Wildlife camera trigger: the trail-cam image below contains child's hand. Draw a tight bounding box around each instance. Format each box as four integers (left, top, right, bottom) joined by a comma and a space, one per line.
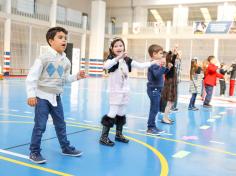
116, 52, 127, 60
177, 50, 182, 59
27, 97, 37, 107
173, 44, 178, 55
77, 70, 86, 79
167, 63, 173, 69
161, 57, 166, 66
151, 60, 161, 65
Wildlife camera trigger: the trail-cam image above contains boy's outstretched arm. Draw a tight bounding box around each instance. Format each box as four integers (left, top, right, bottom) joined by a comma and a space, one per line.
77, 70, 86, 80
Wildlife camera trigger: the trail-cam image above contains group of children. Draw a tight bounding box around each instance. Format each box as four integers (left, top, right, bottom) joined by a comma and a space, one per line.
26, 26, 230, 164
188, 56, 236, 111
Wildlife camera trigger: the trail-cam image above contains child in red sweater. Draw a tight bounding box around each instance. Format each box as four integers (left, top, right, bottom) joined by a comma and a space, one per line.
203, 56, 224, 108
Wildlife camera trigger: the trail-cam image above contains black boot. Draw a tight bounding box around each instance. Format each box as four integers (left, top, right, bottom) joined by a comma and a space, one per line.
99, 115, 115, 146
115, 115, 129, 143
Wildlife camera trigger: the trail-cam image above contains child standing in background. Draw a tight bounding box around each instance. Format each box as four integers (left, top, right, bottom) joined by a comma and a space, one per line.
203, 56, 224, 108
100, 38, 156, 146
219, 63, 227, 96
26, 27, 86, 164
188, 58, 203, 110
146, 44, 172, 135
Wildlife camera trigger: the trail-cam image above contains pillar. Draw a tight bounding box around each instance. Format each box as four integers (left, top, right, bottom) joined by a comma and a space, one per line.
3, 0, 11, 76
173, 5, 189, 27
50, 0, 57, 27
88, 0, 106, 77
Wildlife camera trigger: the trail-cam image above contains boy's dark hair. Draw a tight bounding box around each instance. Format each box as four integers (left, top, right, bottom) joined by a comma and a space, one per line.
207, 55, 215, 62
148, 44, 163, 57
46, 26, 68, 46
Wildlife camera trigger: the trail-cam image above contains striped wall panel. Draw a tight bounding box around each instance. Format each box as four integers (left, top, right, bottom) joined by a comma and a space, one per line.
3, 51, 10, 76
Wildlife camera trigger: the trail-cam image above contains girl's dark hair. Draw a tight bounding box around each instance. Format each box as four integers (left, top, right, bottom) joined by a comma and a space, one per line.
165, 51, 172, 67
46, 26, 68, 46
148, 44, 163, 57
109, 38, 125, 56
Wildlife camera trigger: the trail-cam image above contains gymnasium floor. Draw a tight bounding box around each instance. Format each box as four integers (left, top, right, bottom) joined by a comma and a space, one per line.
0, 78, 236, 176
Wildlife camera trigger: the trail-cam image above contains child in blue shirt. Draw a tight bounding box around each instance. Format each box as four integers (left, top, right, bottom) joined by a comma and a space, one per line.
146, 44, 172, 135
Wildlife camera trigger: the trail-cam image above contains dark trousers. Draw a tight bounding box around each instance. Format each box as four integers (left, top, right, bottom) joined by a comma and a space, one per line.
147, 87, 161, 128
189, 93, 197, 108
219, 79, 226, 95
30, 96, 70, 153
204, 85, 213, 105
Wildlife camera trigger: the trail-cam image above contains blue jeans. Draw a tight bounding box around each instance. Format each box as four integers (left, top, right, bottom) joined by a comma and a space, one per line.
204, 85, 213, 105
30, 96, 70, 153
147, 87, 161, 128
189, 93, 197, 108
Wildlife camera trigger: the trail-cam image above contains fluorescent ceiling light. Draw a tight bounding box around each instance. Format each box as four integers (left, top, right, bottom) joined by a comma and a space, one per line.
150, 9, 163, 22
200, 7, 211, 22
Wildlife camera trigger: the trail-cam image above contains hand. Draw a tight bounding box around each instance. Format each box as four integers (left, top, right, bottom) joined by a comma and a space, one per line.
77, 70, 86, 79
27, 97, 37, 107
167, 63, 173, 69
151, 60, 161, 65
116, 52, 127, 60
177, 50, 182, 59
161, 57, 166, 66
173, 44, 178, 55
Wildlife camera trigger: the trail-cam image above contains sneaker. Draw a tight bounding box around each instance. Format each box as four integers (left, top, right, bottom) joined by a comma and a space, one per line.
99, 136, 115, 146
189, 107, 199, 111
155, 127, 165, 134
29, 152, 47, 164
192, 107, 199, 111
146, 127, 164, 135
171, 108, 178, 112
203, 104, 212, 108
62, 146, 83, 157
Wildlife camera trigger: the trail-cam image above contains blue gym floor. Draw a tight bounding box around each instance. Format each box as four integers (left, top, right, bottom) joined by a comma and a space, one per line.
0, 78, 236, 176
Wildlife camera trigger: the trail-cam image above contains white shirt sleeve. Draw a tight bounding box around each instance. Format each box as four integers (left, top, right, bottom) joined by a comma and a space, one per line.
103, 58, 119, 69
25, 59, 43, 98
131, 60, 151, 69
65, 74, 77, 83
64, 59, 77, 83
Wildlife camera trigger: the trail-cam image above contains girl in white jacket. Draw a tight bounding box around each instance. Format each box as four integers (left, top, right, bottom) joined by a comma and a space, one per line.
99, 38, 154, 146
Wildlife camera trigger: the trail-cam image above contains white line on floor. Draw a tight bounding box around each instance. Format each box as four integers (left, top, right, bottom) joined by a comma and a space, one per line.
67, 118, 76, 120
11, 110, 19, 112
127, 114, 147, 120
209, 141, 225, 145
83, 120, 93, 123
0, 149, 29, 159
162, 133, 173, 136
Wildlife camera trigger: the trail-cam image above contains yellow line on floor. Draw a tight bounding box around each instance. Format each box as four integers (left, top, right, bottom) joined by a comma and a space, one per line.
67, 124, 169, 176
125, 136, 169, 176
0, 155, 73, 176
2, 113, 236, 157
0, 119, 168, 176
